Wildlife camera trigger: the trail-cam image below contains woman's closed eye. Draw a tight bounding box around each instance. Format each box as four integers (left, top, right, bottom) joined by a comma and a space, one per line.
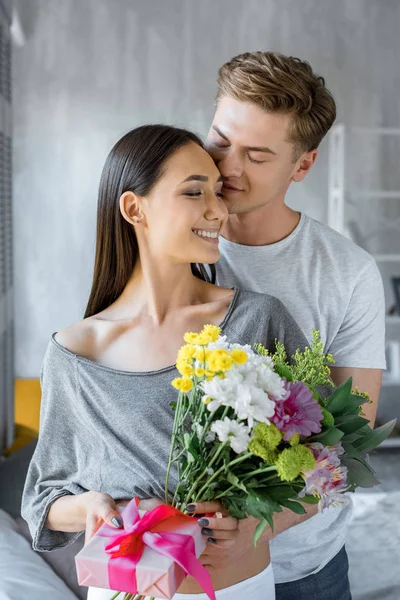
185, 190, 203, 197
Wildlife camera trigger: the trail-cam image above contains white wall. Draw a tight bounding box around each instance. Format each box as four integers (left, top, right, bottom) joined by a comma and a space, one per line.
13, 0, 400, 376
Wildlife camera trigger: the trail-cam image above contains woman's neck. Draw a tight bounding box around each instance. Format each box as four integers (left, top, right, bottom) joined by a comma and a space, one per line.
112, 260, 205, 325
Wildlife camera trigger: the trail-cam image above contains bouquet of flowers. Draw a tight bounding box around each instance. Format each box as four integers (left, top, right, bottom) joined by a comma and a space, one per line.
164, 326, 395, 538
108, 326, 396, 600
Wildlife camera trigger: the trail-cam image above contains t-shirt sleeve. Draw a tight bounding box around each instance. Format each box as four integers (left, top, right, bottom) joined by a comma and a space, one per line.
21, 342, 89, 551
327, 261, 386, 369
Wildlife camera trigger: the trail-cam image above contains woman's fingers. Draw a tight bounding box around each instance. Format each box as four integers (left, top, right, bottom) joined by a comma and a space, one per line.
198, 515, 238, 531
84, 493, 124, 545
200, 526, 239, 541
185, 500, 227, 515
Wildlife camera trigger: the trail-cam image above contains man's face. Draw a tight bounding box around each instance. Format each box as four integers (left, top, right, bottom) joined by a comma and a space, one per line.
205, 96, 315, 215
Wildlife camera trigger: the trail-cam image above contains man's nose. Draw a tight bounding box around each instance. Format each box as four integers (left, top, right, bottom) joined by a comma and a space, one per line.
217, 150, 243, 179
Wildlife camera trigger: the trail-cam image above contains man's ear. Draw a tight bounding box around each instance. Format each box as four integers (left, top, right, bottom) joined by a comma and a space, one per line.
119, 191, 146, 226
291, 149, 318, 183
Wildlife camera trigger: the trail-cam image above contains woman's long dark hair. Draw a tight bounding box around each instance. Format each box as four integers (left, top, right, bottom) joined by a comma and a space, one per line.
84, 124, 215, 319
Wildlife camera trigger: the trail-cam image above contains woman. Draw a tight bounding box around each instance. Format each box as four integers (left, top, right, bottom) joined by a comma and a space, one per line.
21, 125, 310, 600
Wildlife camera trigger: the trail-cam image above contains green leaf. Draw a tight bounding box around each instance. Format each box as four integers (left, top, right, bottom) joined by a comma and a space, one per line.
325, 378, 352, 415
274, 363, 293, 382
334, 415, 370, 434
279, 499, 306, 514
341, 457, 380, 488
309, 427, 344, 445
341, 393, 371, 416
300, 494, 321, 504
226, 472, 248, 493
260, 485, 296, 502
169, 400, 177, 410
253, 519, 268, 546
341, 441, 363, 459
245, 491, 282, 521
341, 432, 363, 443
222, 496, 247, 519
353, 419, 397, 454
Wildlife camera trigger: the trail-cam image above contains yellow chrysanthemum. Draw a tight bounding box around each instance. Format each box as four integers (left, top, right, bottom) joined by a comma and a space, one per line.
288, 434, 300, 446
202, 396, 212, 404
201, 324, 221, 342
275, 447, 302, 482
171, 377, 193, 393
231, 348, 248, 365
207, 349, 234, 372
252, 422, 282, 450
176, 359, 194, 377
290, 444, 316, 471
194, 347, 210, 362
183, 332, 200, 345
195, 368, 206, 377
177, 344, 196, 360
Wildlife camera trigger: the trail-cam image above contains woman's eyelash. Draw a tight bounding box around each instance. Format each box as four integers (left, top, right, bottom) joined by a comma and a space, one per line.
215, 191, 224, 198
185, 190, 203, 197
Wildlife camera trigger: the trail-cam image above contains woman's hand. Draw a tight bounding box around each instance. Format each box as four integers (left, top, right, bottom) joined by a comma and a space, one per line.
82, 491, 126, 545
83, 494, 166, 545
185, 501, 240, 570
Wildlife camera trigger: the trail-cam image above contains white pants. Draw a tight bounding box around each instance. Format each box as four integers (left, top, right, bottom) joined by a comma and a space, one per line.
87, 564, 275, 600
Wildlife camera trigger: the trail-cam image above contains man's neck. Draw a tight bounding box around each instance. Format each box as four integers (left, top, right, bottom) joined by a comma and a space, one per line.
221, 204, 301, 247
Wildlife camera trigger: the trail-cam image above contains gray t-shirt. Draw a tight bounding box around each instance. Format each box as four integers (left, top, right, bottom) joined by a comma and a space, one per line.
217, 213, 386, 368
21, 288, 309, 554
216, 213, 386, 583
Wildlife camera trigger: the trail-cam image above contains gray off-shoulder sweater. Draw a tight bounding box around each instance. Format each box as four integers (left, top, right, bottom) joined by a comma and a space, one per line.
21, 288, 309, 552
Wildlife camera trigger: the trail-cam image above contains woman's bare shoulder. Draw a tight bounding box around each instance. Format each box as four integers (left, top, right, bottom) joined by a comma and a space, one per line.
54, 318, 98, 359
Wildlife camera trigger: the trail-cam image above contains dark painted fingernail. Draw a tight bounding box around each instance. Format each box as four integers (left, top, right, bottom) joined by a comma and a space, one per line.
207, 537, 217, 545
185, 504, 196, 513
198, 518, 209, 526
202, 527, 213, 536
111, 517, 123, 528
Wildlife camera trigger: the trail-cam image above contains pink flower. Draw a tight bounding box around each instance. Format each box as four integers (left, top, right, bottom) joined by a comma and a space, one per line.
299, 442, 348, 509
271, 381, 323, 441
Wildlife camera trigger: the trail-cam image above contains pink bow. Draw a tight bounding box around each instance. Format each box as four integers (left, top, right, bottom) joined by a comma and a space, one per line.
98, 499, 216, 599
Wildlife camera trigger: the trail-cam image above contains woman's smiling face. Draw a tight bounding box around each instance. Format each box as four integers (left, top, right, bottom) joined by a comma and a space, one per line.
136, 141, 228, 266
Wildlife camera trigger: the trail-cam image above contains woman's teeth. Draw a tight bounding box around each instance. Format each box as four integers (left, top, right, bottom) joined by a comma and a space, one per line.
193, 229, 219, 239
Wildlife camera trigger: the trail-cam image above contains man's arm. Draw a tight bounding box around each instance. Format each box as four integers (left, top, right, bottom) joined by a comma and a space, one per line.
330, 366, 382, 427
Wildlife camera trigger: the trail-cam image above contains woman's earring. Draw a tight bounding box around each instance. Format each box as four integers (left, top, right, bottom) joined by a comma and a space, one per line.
133, 216, 142, 224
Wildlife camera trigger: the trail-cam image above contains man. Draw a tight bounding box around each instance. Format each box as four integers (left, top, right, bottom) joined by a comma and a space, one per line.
194, 51, 385, 599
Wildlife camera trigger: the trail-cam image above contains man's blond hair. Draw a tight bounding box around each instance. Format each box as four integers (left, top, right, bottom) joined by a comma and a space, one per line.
217, 51, 336, 158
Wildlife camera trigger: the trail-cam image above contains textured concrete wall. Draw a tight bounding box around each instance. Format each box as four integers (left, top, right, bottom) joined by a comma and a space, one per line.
13, 0, 400, 376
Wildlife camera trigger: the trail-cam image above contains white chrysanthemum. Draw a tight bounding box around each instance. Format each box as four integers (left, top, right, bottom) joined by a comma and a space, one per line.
234, 384, 276, 428
257, 366, 289, 400
211, 417, 250, 454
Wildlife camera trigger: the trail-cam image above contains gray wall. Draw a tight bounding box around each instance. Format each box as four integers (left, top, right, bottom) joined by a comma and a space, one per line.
13, 0, 400, 377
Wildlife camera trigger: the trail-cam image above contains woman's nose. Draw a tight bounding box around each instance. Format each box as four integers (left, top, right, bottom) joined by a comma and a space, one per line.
204, 192, 228, 222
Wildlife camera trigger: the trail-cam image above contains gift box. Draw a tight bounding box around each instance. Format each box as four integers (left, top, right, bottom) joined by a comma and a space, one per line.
75, 500, 213, 599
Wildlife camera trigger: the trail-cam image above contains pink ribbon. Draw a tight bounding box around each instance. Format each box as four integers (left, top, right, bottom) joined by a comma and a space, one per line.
97, 500, 216, 599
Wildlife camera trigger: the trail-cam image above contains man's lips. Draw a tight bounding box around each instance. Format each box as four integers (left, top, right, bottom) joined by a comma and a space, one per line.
222, 183, 244, 192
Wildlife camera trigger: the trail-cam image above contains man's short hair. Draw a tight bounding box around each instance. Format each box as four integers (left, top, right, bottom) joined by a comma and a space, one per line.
217, 51, 336, 158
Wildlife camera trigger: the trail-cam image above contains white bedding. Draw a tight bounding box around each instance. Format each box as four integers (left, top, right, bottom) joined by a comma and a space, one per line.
0, 508, 79, 600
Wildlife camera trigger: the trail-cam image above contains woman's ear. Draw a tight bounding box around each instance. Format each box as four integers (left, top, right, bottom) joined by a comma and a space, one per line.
119, 191, 146, 226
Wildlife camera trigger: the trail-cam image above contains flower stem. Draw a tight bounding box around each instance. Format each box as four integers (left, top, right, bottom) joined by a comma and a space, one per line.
193, 452, 254, 502
183, 441, 229, 506
165, 391, 185, 504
